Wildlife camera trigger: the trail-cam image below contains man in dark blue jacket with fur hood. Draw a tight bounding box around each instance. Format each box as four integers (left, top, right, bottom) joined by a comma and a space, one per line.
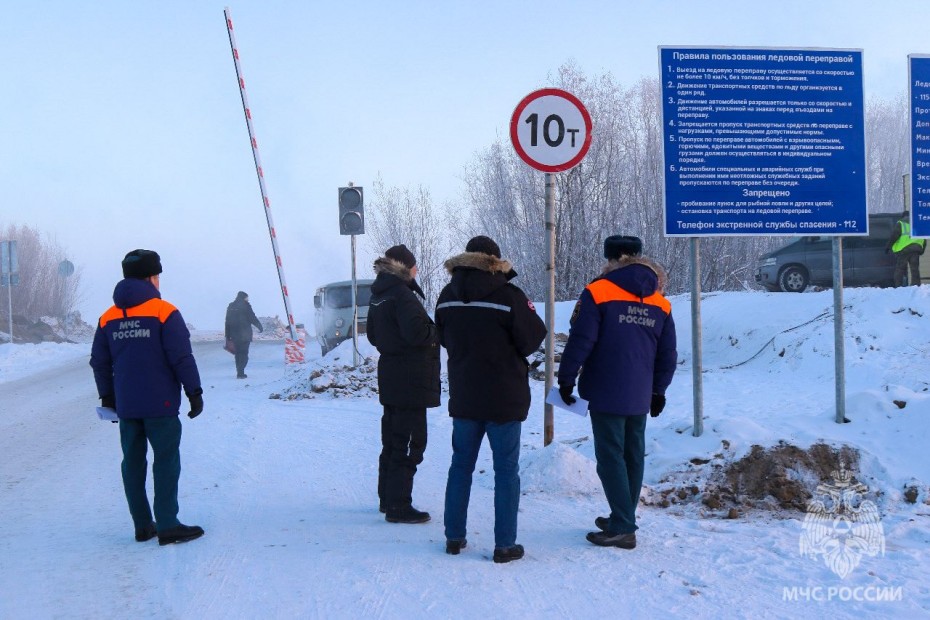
90, 249, 205, 545
558, 235, 677, 550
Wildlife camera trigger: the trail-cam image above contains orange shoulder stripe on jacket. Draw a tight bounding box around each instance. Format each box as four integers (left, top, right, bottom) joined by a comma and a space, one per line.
98, 299, 178, 327
586, 279, 672, 315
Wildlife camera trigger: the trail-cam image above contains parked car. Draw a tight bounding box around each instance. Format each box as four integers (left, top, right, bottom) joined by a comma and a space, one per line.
755, 212, 921, 292
313, 279, 374, 355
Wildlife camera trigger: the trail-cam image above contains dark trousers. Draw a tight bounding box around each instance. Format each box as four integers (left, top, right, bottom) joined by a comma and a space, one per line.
590, 411, 647, 534
233, 339, 251, 376
893, 249, 921, 286
119, 416, 183, 532
378, 405, 427, 510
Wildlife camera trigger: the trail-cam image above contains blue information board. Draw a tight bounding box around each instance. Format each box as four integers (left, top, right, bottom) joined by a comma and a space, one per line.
910, 55, 930, 237
660, 47, 867, 236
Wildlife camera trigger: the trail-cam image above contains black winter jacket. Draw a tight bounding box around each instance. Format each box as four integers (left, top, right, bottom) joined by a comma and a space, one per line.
225, 293, 262, 343
366, 258, 441, 409
435, 252, 547, 423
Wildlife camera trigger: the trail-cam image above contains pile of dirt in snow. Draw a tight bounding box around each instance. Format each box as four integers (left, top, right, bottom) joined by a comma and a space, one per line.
642, 441, 880, 518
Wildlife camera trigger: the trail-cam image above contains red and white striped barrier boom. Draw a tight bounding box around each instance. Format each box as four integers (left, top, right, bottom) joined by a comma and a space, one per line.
224, 7, 304, 363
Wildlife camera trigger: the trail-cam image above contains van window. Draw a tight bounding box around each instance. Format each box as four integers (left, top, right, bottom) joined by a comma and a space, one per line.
324, 286, 372, 309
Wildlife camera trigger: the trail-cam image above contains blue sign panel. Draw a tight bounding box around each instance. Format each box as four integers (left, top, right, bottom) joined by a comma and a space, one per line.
910, 55, 930, 237
660, 48, 867, 236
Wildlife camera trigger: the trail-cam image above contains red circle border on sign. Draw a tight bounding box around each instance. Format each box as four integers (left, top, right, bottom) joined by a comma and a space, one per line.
510, 88, 593, 173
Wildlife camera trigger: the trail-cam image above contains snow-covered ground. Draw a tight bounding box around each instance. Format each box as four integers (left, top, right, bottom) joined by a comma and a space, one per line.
1, 287, 929, 618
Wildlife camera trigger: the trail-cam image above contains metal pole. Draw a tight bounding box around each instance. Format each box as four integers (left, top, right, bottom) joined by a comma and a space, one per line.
833, 237, 847, 424
351, 234, 359, 367
690, 238, 703, 437
543, 172, 556, 446
224, 7, 298, 342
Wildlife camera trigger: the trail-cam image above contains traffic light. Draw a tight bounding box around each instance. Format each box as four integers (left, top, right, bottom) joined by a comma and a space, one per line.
338, 186, 365, 235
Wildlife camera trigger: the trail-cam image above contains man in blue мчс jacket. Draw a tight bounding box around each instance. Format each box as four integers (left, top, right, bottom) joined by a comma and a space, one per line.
90, 249, 205, 546
558, 235, 677, 550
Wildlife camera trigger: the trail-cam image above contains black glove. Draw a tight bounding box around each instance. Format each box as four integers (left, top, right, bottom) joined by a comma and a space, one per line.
650, 393, 666, 417
559, 384, 576, 405
186, 388, 204, 419
101, 394, 116, 409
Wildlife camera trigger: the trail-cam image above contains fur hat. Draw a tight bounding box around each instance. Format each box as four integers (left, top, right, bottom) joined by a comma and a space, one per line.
385, 244, 416, 269
603, 235, 642, 260
236, 291, 248, 301
465, 235, 501, 258
121, 249, 163, 279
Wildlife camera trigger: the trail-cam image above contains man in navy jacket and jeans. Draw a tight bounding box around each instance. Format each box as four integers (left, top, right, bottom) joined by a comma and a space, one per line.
558, 236, 677, 549
90, 249, 205, 545
436, 236, 547, 563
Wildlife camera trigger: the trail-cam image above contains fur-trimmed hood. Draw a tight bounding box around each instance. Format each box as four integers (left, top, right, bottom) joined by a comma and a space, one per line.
442, 251, 516, 304
443, 251, 513, 275
374, 257, 414, 282
602, 255, 668, 294
372, 257, 424, 299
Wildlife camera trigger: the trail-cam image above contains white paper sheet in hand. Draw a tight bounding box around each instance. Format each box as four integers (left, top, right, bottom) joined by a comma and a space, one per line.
545, 386, 589, 417
95, 407, 119, 422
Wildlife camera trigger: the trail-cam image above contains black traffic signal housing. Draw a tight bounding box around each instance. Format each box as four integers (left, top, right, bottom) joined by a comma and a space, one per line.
338, 186, 365, 235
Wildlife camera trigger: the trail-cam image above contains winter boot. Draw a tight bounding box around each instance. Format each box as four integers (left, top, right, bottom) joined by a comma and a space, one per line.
158, 523, 205, 546
446, 539, 467, 555
385, 506, 431, 524
492, 544, 525, 564
135, 522, 157, 542
586, 530, 636, 549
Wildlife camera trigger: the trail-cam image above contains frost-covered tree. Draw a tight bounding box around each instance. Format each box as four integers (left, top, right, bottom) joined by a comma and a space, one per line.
364, 176, 453, 307
0, 223, 81, 323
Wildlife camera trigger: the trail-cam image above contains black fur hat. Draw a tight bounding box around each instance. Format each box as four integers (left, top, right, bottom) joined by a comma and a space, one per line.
603, 235, 642, 259
121, 249, 163, 279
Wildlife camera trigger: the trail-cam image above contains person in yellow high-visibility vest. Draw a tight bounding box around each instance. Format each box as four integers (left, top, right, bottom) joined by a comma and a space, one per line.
885, 211, 926, 287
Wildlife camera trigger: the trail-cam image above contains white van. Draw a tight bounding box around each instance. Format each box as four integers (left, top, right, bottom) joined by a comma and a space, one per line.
313, 279, 374, 355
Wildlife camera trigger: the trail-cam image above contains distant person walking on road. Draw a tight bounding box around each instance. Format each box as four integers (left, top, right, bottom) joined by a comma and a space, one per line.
90, 249, 205, 546
225, 291, 263, 378
366, 244, 441, 524
436, 235, 547, 563
886, 212, 925, 287
558, 235, 677, 550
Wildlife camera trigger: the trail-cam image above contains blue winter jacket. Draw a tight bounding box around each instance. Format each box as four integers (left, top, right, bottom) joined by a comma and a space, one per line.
558, 257, 677, 416
90, 278, 201, 418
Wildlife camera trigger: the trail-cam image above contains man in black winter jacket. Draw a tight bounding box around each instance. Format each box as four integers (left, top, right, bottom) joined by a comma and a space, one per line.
225, 291, 263, 379
435, 236, 547, 563
366, 244, 441, 524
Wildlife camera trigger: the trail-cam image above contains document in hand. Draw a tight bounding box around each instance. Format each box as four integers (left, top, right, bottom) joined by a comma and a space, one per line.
544, 386, 589, 417
95, 406, 119, 422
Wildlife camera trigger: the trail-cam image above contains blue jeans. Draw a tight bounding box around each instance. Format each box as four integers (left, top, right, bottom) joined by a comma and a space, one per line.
589, 412, 647, 534
443, 418, 521, 548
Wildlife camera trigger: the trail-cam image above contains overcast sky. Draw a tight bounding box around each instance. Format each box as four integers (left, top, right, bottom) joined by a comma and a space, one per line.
2, 0, 928, 329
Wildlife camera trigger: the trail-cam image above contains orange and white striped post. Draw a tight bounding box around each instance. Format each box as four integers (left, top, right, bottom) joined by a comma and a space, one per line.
224, 7, 304, 363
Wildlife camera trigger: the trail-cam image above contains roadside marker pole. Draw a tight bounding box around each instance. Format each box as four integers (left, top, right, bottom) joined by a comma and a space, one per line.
224, 8, 303, 362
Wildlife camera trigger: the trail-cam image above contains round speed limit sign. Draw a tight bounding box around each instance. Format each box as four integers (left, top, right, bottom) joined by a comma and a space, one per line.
510, 88, 592, 172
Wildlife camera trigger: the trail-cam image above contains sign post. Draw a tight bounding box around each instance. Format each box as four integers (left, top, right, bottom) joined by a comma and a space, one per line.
510, 88, 592, 446
1, 240, 17, 343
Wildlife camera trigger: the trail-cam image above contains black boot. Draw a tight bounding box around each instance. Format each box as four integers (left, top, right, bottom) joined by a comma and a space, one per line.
385, 506, 430, 524
493, 544, 525, 563
445, 539, 467, 555
158, 523, 205, 546
586, 530, 636, 549
135, 522, 157, 542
